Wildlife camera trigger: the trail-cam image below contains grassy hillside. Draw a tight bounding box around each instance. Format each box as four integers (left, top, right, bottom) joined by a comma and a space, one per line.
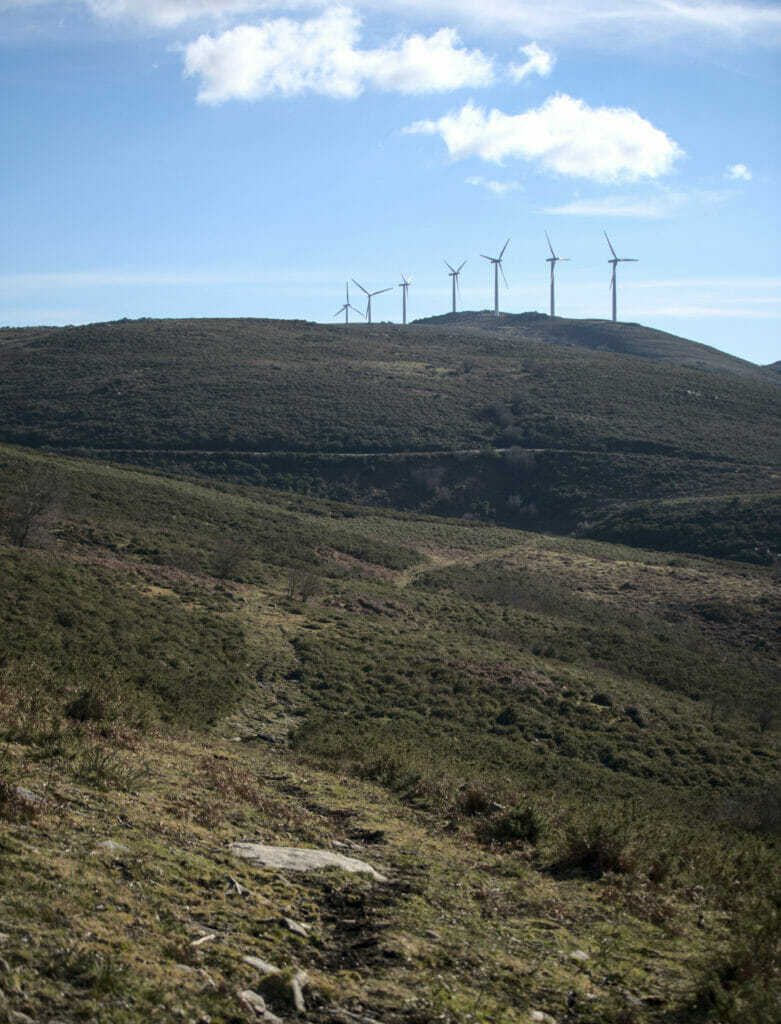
0, 317, 779, 560
1, 445, 778, 1022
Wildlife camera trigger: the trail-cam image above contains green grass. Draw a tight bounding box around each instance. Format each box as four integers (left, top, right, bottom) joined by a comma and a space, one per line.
0, 443, 778, 1022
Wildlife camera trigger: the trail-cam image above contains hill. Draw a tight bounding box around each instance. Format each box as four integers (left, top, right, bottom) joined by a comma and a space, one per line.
0, 316, 779, 563
414, 311, 779, 385
0, 444, 778, 1022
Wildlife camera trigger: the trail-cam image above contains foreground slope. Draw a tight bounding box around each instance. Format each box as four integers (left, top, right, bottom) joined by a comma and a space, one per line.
1, 445, 778, 1022
0, 316, 779, 559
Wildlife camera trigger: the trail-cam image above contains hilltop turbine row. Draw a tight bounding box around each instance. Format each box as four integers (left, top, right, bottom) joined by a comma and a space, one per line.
336, 232, 638, 326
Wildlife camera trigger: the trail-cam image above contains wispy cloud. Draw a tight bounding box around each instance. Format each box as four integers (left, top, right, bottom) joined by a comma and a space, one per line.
183, 7, 495, 102
509, 42, 555, 82
544, 189, 733, 218
11, 0, 774, 45
406, 95, 683, 183
6, 0, 781, 46
726, 162, 752, 181
466, 176, 524, 194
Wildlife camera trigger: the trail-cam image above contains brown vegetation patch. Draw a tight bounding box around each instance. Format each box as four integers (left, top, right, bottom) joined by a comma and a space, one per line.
452, 659, 559, 694
317, 546, 397, 580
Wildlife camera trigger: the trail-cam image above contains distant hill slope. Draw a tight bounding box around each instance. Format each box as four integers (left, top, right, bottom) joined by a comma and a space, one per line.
413, 311, 779, 385
0, 316, 778, 560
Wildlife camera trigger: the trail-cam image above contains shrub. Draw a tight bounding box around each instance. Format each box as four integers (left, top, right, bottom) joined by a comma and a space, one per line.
4, 469, 67, 547
482, 803, 543, 845
456, 785, 494, 816
550, 824, 635, 879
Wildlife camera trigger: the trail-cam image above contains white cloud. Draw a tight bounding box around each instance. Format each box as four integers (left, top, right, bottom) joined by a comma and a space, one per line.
726, 162, 752, 180
545, 195, 687, 218
464, 174, 524, 192
406, 95, 683, 183
183, 8, 495, 102
510, 42, 555, 82
545, 187, 738, 218
466, 176, 524, 194
6, 0, 781, 44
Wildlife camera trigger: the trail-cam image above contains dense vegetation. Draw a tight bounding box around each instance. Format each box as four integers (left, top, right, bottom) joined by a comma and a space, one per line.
1, 443, 778, 1022
0, 317, 778, 560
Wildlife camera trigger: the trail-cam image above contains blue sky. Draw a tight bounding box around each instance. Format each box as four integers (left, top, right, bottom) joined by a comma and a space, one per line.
1, 0, 779, 364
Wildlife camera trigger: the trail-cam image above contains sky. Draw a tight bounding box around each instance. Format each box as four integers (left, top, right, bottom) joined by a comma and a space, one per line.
1, 1, 780, 365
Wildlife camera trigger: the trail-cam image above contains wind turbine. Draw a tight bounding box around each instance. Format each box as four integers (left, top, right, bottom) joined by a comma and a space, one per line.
444, 259, 467, 314
481, 239, 509, 316
352, 279, 393, 325
604, 232, 638, 322
334, 281, 364, 326
398, 274, 411, 325
545, 232, 571, 317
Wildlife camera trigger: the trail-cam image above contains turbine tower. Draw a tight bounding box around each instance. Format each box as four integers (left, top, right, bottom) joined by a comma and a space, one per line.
604, 231, 638, 322
545, 232, 571, 318
481, 239, 509, 316
444, 259, 467, 314
334, 281, 364, 326
398, 274, 411, 325
352, 279, 393, 325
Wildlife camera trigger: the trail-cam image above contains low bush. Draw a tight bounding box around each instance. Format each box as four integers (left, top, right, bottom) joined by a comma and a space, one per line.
481, 803, 543, 845
550, 824, 635, 878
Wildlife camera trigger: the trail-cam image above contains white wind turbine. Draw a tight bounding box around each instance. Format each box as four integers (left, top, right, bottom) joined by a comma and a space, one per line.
352, 279, 393, 325
398, 274, 411, 325
545, 232, 571, 317
444, 259, 467, 314
334, 281, 364, 326
481, 238, 510, 316
604, 231, 638, 322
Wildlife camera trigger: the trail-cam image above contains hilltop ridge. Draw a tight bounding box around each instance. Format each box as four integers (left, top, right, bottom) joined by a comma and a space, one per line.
0, 314, 778, 561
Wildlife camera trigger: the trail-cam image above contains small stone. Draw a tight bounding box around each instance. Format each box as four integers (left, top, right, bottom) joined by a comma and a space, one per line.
290, 973, 306, 1014
92, 839, 130, 855
10, 1012, 36, 1024
281, 916, 310, 937
14, 787, 45, 806
424, 930, 441, 941
569, 950, 589, 961
243, 956, 279, 975
530, 1012, 558, 1024
238, 989, 267, 1016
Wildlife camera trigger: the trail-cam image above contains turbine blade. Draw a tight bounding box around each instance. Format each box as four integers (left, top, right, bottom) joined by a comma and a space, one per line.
458, 260, 467, 272
604, 231, 618, 259
500, 238, 510, 258
500, 264, 509, 288
480, 254, 492, 262
545, 232, 555, 258
352, 279, 369, 295
349, 305, 364, 317
444, 260, 456, 273
375, 287, 393, 296
620, 258, 639, 262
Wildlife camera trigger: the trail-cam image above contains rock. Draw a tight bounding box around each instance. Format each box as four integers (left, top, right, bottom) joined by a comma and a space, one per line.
424, 930, 441, 941
244, 955, 280, 975
230, 842, 387, 881
569, 950, 589, 961
14, 787, 45, 807
238, 989, 282, 1021
530, 1012, 558, 1024
92, 839, 130, 855
281, 916, 309, 937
